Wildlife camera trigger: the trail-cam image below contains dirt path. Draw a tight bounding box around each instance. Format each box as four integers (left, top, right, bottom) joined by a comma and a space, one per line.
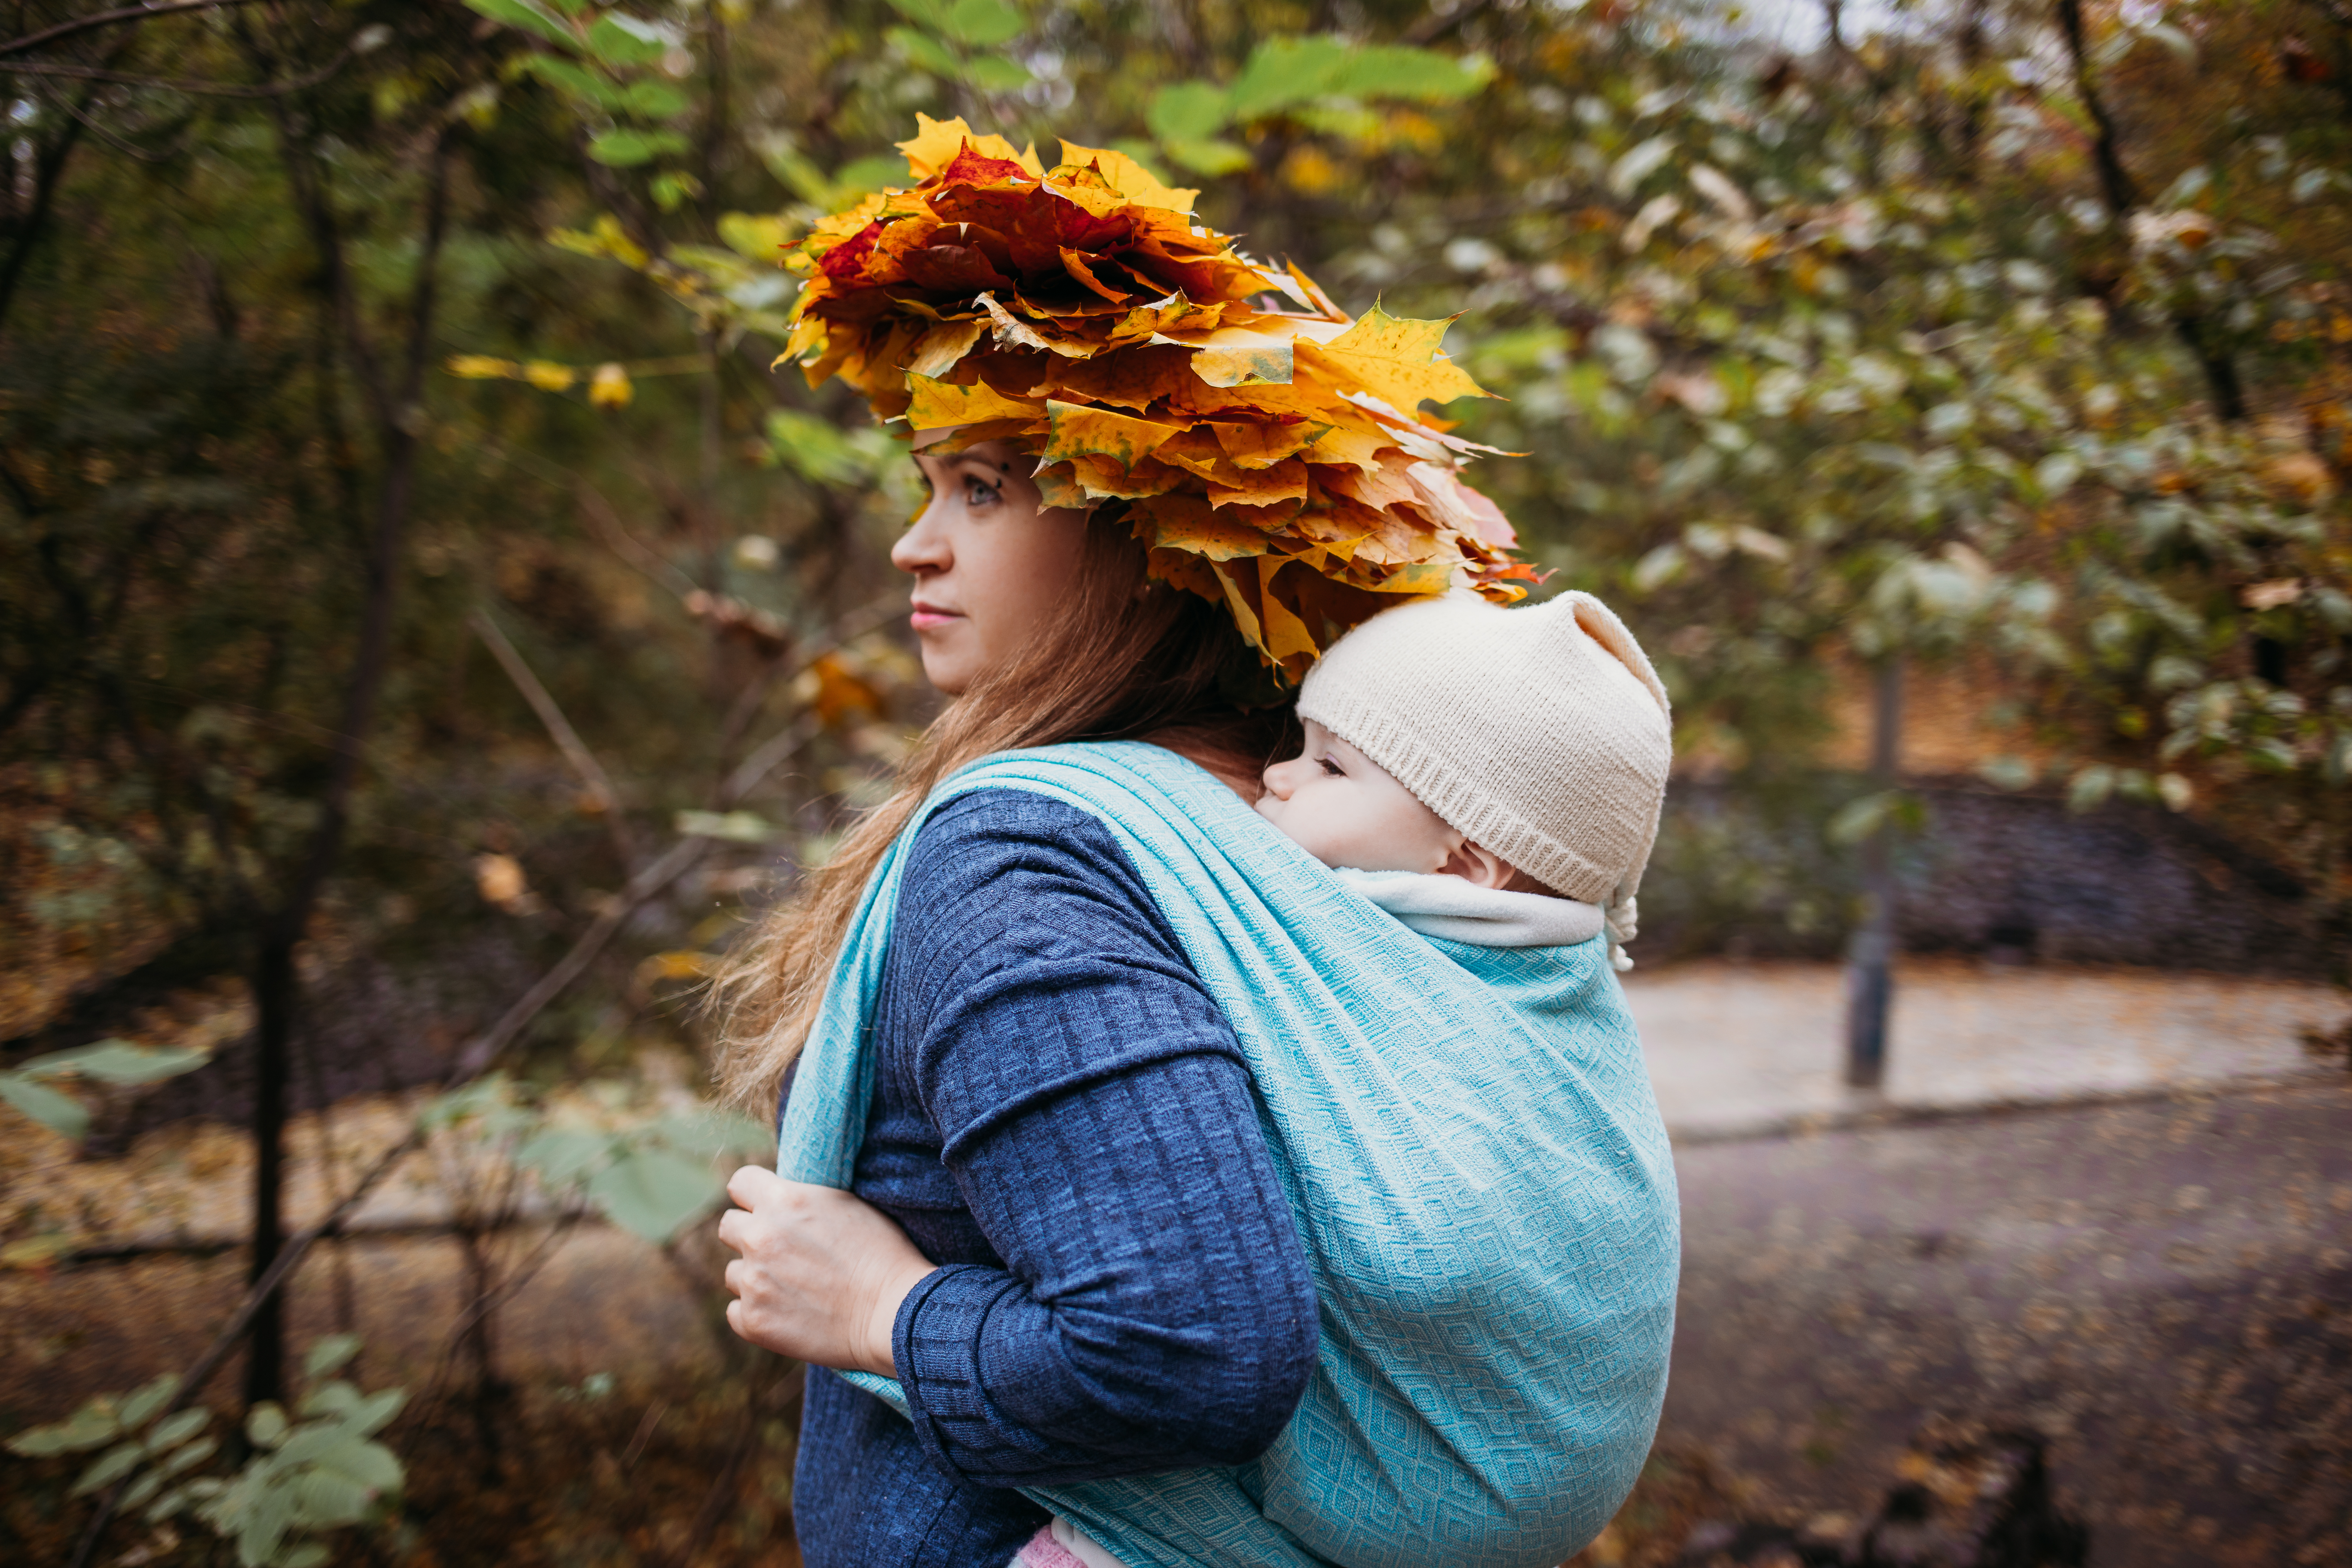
1663, 1080, 2352, 1567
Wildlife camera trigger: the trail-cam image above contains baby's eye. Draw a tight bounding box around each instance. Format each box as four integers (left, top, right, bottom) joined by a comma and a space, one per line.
1318, 757, 1345, 778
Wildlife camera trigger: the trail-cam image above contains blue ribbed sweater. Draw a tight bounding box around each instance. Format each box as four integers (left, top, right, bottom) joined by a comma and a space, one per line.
790, 790, 1321, 1568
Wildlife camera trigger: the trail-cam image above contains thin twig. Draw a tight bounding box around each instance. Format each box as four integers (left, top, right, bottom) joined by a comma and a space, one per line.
412, 1205, 593, 1415
0, 46, 353, 97
715, 593, 902, 807
578, 482, 703, 601
0, 0, 266, 58
470, 608, 640, 869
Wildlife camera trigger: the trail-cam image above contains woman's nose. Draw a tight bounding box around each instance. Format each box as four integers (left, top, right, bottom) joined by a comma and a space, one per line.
891, 504, 951, 575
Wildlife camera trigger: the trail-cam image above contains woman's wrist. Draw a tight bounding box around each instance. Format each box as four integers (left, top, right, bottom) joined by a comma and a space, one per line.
856, 1255, 939, 1378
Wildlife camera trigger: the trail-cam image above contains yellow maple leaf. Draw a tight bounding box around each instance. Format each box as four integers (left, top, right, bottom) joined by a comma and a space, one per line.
1296, 303, 1495, 410
897, 114, 1044, 181
1056, 139, 1197, 214
1133, 494, 1271, 560
1150, 325, 1296, 389
904, 373, 1044, 429
1043, 401, 1188, 469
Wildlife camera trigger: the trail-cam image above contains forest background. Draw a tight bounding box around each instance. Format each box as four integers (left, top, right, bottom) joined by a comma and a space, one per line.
3, 0, 2349, 1564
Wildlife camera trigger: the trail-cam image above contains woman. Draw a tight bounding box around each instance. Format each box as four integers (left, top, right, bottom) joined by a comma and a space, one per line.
717, 432, 1320, 1565
714, 121, 1675, 1568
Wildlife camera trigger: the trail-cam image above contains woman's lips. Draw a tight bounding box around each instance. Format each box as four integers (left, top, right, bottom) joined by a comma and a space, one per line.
909, 603, 962, 632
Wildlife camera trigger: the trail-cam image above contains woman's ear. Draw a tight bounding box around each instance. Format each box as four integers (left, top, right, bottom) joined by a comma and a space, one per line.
1437, 838, 1516, 889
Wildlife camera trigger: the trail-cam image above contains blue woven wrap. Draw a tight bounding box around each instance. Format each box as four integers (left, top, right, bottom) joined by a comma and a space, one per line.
777, 741, 1679, 1568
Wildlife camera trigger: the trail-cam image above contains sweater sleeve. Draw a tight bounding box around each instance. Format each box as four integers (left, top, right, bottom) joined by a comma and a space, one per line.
879, 789, 1320, 1488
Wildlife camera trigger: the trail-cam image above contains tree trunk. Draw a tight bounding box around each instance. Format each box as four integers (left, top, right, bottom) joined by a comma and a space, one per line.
1845, 657, 1902, 1090
241, 937, 296, 1406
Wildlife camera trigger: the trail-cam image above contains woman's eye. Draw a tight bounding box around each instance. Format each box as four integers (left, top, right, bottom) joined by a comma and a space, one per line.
963, 476, 1001, 506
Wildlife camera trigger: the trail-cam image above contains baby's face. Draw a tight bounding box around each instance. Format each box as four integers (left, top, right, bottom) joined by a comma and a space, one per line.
1256, 721, 1463, 875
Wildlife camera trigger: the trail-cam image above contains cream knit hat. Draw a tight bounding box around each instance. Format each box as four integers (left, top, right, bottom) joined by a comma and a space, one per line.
1296, 591, 1672, 951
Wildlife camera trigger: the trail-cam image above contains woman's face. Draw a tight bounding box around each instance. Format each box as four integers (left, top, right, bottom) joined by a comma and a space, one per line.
891, 438, 1091, 695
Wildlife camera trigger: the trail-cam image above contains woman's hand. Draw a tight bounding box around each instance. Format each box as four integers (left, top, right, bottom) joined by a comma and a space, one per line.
716, 1167, 937, 1376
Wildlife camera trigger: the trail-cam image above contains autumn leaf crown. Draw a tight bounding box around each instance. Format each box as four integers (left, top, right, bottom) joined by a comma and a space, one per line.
780, 113, 1538, 675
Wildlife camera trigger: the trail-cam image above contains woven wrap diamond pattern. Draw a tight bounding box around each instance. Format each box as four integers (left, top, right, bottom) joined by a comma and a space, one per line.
776, 742, 1680, 1568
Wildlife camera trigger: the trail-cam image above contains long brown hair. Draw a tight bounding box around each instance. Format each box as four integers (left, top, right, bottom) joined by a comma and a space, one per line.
710, 514, 1294, 1114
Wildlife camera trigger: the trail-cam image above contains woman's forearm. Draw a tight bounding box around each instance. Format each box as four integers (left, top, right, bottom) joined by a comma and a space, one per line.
897, 1050, 1320, 1485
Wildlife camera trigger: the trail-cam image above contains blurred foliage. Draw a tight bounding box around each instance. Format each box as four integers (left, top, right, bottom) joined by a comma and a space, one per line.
6, 1341, 406, 1568
1, 0, 2349, 1545
3, 0, 2345, 1078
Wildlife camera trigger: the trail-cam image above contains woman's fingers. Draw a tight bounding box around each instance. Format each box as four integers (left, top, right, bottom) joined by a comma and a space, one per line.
727, 1163, 786, 1210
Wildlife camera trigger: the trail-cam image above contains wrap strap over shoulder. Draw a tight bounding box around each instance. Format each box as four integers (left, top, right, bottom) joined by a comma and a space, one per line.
778, 741, 1680, 1568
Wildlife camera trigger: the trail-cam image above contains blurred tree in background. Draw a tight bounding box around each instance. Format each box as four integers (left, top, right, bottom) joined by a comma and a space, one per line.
2, 0, 2349, 1559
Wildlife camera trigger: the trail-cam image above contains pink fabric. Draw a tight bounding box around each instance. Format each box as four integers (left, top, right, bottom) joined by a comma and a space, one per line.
1011, 1527, 1090, 1568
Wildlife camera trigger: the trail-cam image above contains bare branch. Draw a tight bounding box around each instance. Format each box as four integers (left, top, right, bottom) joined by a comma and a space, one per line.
0, 46, 352, 96
717, 593, 903, 807
470, 608, 641, 869
0, 0, 266, 60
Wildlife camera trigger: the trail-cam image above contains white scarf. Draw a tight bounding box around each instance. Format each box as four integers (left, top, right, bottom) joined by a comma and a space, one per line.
1332, 868, 1607, 950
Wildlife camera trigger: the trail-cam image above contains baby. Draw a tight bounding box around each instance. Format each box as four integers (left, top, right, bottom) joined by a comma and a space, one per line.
1255, 589, 1672, 966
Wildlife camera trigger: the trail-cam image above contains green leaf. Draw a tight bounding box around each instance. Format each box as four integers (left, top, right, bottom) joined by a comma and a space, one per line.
942, 0, 1023, 45
298, 1381, 361, 1421
324, 1437, 402, 1492
246, 1403, 289, 1450
157, 1436, 218, 1479
302, 1335, 361, 1381
19, 1041, 209, 1085
1162, 138, 1252, 177
0, 1073, 90, 1138
462, 0, 583, 52
288, 1464, 373, 1526
118, 1374, 180, 1430
146, 1408, 210, 1453
967, 55, 1032, 92
1826, 790, 1897, 847
1323, 45, 1493, 102
587, 1146, 724, 1242
765, 407, 873, 486
1148, 81, 1230, 142
515, 53, 624, 109
1227, 35, 1349, 121
277, 1545, 330, 1568
237, 1485, 296, 1568
717, 211, 796, 262
882, 0, 950, 28
1975, 755, 2037, 791
120, 1467, 165, 1512
620, 79, 688, 119
884, 26, 960, 77
587, 128, 689, 167
833, 154, 911, 195
146, 1484, 194, 1523
5, 1397, 120, 1457
515, 1126, 618, 1186
72, 1439, 147, 1496
345, 1389, 407, 1439
652, 1104, 773, 1161
585, 12, 671, 66
2067, 765, 2116, 812
674, 807, 784, 843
